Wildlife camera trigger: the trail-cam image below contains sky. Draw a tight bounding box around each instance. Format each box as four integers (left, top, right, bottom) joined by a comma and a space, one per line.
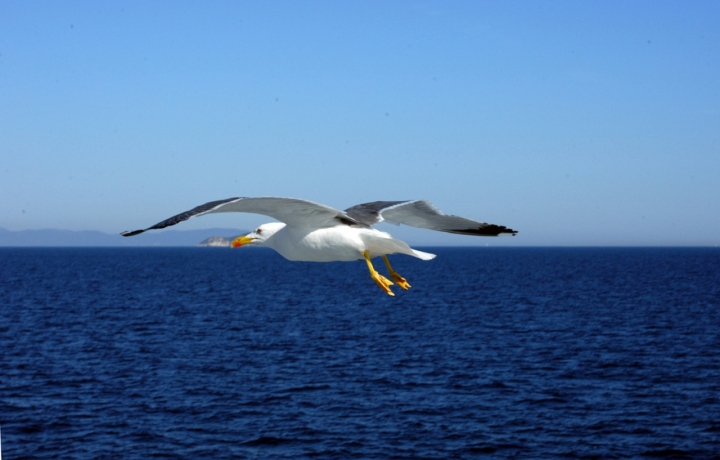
1, 1, 718, 246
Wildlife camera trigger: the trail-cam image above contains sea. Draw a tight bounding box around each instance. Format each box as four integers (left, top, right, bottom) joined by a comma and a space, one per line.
1, 247, 719, 459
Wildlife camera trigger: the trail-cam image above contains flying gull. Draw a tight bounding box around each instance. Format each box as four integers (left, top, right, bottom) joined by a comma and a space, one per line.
122, 197, 517, 296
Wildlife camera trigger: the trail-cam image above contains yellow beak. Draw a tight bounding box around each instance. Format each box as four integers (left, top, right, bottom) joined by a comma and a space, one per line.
231, 235, 255, 248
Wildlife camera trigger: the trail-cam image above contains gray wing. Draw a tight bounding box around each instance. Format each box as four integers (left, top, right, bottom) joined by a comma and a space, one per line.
344, 200, 517, 236
122, 197, 362, 237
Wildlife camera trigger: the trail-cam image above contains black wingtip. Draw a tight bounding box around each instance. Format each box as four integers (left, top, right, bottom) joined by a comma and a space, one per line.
492, 226, 518, 236
121, 230, 145, 237
447, 225, 518, 237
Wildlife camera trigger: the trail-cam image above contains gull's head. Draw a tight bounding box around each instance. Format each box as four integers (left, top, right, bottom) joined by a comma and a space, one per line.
231, 222, 284, 248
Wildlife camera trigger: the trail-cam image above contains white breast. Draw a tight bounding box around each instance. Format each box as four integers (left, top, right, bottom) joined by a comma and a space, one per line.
268, 226, 368, 262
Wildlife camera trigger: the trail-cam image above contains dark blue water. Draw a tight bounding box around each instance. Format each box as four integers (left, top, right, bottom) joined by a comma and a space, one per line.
1, 247, 719, 459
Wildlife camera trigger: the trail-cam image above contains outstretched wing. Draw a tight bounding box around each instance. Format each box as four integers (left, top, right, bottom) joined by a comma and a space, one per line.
344, 200, 517, 236
121, 196, 362, 237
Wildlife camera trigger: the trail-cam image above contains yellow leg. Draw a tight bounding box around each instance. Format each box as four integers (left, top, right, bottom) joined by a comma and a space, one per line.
363, 251, 395, 296
382, 255, 411, 290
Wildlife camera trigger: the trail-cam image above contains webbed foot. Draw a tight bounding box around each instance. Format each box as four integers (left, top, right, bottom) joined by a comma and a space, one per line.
389, 272, 411, 291
363, 250, 395, 296
370, 270, 395, 296
383, 255, 411, 290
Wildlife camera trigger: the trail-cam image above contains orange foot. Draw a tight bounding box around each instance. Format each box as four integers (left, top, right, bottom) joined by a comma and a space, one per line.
389, 272, 411, 291
370, 270, 395, 296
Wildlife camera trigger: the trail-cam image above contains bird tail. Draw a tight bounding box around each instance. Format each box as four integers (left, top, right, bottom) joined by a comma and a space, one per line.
411, 249, 436, 260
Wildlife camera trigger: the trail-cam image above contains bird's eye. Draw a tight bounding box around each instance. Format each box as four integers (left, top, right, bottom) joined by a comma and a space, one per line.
257, 228, 262, 234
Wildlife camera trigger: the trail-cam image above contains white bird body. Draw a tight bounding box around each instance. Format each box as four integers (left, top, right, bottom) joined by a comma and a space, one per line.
260, 222, 435, 262
121, 196, 516, 295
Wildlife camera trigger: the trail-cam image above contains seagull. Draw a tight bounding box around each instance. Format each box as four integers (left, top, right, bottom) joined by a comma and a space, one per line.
122, 197, 517, 296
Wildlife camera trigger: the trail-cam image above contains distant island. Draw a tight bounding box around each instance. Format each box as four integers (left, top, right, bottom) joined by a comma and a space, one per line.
0, 227, 248, 247
198, 236, 243, 247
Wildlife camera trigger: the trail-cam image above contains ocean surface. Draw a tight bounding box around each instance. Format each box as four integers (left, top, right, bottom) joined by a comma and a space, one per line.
1, 247, 719, 459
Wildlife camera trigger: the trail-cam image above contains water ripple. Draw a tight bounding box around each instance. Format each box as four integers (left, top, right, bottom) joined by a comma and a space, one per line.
1, 247, 719, 458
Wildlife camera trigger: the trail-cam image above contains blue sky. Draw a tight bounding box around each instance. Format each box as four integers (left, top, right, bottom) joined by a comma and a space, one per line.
1, 1, 718, 245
